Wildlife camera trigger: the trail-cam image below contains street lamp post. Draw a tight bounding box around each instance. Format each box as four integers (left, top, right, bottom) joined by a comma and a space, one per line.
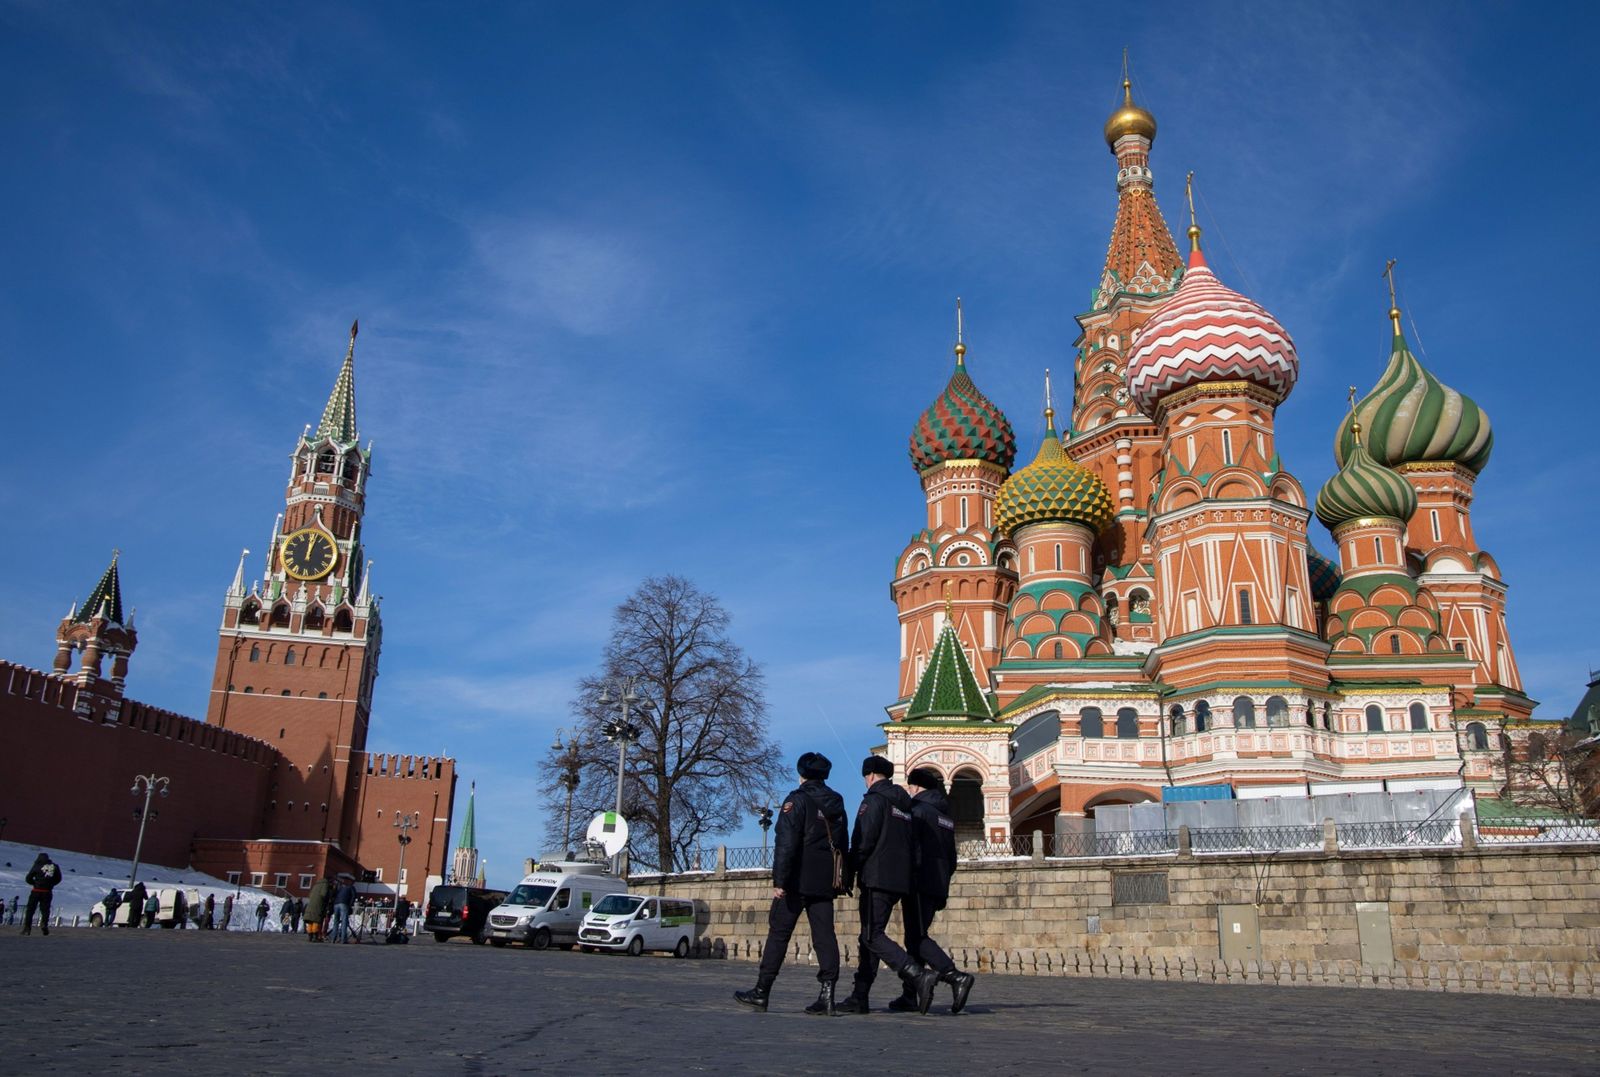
597, 677, 651, 871
757, 806, 773, 852
551, 728, 583, 855
128, 774, 170, 888
394, 811, 419, 918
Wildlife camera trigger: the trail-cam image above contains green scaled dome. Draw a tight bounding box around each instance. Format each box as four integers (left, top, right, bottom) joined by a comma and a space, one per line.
909, 351, 1017, 473
1316, 418, 1419, 532
995, 419, 1115, 537
1336, 325, 1492, 475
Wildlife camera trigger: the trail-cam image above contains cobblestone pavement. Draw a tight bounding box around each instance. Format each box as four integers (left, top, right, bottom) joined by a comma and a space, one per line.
3, 930, 1595, 1075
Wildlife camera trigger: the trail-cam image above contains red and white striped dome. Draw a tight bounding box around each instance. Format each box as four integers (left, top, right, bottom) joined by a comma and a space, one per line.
1125, 248, 1298, 416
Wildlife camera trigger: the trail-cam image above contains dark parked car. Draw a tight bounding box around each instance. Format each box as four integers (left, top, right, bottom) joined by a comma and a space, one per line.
424, 885, 508, 943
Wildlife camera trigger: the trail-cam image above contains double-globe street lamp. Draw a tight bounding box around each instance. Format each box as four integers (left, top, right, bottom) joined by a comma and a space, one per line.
129, 774, 170, 889
597, 678, 650, 870
394, 811, 420, 920
550, 728, 584, 856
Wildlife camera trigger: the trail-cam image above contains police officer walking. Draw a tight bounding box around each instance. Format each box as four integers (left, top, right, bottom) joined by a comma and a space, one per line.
837, 756, 940, 1015
888, 767, 976, 1013
735, 752, 849, 1015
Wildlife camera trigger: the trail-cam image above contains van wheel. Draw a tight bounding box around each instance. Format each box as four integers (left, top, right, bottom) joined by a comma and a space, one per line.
531, 927, 551, 950
489, 938, 507, 948
89, 913, 104, 928
471, 933, 487, 945
558, 943, 574, 951
434, 932, 451, 943
674, 937, 690, 959
626, 936, 644, 957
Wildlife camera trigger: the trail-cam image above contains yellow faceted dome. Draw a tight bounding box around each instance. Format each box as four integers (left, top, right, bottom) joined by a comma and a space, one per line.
1104, 78, 1156, 147
996, 420, 1116, 537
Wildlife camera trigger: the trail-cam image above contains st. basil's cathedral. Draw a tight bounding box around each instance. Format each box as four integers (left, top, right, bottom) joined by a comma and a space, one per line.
883, 77, 1529, 846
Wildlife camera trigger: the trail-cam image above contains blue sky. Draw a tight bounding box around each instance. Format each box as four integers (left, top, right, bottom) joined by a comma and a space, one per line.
3, 2, 1596, 888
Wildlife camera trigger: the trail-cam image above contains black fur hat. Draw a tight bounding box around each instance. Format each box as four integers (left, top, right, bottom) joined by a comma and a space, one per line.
906, 766, 945, 791
861, 755, 894, 779
797, 752, 832, 780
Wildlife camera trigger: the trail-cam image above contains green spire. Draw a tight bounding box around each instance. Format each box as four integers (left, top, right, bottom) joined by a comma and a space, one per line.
315, 320, 360, 443
73, 551, 124, 624
455, 782, 477, 850
906, 596, 994, 722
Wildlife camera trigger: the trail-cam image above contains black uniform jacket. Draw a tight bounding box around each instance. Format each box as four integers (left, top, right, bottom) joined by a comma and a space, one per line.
850, 780, 915, 894
772, 779, 849, 898
909, 788, 958, 905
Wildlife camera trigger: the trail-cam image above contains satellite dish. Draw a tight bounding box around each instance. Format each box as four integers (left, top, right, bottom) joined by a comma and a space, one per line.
586, 811, 630, 857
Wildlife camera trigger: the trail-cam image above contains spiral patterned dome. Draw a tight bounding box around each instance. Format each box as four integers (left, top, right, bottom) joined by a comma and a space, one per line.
995, 421, 1115, 537
1315, 420, 1419, 532
1335, 327, 1492, 475
909, 354, 1016, 473
1126, 248, 1299, 416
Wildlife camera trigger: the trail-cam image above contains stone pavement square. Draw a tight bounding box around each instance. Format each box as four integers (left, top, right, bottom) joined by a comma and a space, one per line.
2, 930, 1594, 1075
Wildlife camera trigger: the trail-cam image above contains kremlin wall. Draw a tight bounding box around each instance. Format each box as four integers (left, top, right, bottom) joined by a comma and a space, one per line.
2, 326, 458, 897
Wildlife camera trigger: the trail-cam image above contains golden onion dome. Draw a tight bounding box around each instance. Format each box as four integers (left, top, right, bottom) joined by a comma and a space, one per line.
1104, 78, 1156, 148
995, 415, 1115, 538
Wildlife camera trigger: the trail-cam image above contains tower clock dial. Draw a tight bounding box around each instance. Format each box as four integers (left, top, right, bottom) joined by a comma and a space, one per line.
281, 528, 338, 581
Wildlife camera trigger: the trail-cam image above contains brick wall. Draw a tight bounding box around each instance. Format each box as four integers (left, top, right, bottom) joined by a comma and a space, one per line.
636, 842, 1600, 995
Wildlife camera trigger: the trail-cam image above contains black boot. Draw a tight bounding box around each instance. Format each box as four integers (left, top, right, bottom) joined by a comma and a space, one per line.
802, 982, 836, 1016
899, 963, 939, 1015
941, 970, 976, 1014
834, 992, 871, 1015
733, 982, 772, 1011
885, 987, 917, 1012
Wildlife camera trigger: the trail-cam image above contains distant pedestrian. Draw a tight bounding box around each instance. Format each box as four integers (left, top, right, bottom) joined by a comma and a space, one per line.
144, 891, 161, 929
103, 889, 122, 928
126, 881, 149, 928
291, 898, 304, 933
256, 898, 270, 931
887, 767, 975, 1014
204, 893, 216, 930
222, 894, 234, 929
734, 752, 849, 1015
304, 878, 332, 942
175, 890, 189, 929
330, 879, 357, 943
837, 756, 939, 1015
22, 853, 62, 935
280, 902, 293, 932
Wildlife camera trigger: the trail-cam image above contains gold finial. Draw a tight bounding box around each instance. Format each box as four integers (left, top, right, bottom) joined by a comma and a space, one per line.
1184, 171, 1202, 251
943, 581, 954, 620
1382, 260, 1401, 334
1347, 385, 1363, 445
1043, 368, 1055, 428
1104, 51, 1156, 148
953, 297, 965, 361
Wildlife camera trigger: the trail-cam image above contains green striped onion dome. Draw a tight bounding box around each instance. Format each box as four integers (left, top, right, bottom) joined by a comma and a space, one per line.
909, 358, 1016, 473
1306, 544, 1342, 604
995, 422, 1115, 537
1335, 329, 1492, 475
1315, 423, 1418, 532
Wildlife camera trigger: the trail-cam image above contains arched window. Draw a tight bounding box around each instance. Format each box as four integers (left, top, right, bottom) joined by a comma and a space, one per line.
1389, 634, 1402, 654
1322, 702, 1333, 730
1466, 722, 1488, 750
1266, 696, 1289, 727
1365, 705, 1384, 733
249, 644, 260, 663
1238, 589, 1253, 625
1304, 705, 1316, 727
1053, 642, 1063, 659
243, 686, 254, 694
1409, 703, 1428, 731
240, 603, 260, 625
270, 604, 291, 628
317, 692, 328, 700
305, 606, 325, 631
1106, 594, 1120, 626
1169, 703, 1186, 736
280, 689, 291, 697
1079, 707, 1104, 739
333, 608, 354, 634
1054, 544, 1062, 571
316, 449, 337, 474
1233, 696, 1256, 729
1194, 700, 1210, 733
284, 647, 296, 666
1116, 707, 1139, 739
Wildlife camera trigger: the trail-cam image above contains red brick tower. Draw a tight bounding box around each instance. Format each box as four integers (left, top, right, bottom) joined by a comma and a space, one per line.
206, 321, 380, 850
53, 552, 138, 722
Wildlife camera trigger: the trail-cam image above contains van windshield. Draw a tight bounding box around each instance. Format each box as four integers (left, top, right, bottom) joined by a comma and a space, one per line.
504, 884, 556, 908
592, 894, 642, 916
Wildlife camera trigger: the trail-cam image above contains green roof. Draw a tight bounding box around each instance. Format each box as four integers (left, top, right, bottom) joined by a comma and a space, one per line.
906, 618, 993, 722
315, 322, 360, 444
455, 783, 477, 850
72, 553, 124, 625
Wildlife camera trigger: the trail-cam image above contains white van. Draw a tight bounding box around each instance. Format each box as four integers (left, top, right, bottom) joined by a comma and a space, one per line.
578, 894, 700, 957
482, 861, 628, 950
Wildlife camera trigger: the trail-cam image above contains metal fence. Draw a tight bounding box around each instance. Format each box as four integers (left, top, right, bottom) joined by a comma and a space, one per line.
1475, 817, 1600, 845
1191, 825, 1324, 854
1337, 819, 1458, 849
724, 846, 773, 871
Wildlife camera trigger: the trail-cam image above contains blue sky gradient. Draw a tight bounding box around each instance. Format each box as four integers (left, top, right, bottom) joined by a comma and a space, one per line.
3, 2, 1596, 887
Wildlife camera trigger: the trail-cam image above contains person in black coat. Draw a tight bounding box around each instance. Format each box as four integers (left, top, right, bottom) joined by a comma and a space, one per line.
888, 767, 976, 1014
126, 881, 148, 928
837, 757, 940, 1015
735, 752, 850, 1015
22, 853, 61, 935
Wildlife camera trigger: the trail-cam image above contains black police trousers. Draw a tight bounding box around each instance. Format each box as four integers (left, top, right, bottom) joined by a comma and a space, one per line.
851, 887, 913, 996
903, 892, 956, 976
757, 891, 840, 986
23, 891, 52, 932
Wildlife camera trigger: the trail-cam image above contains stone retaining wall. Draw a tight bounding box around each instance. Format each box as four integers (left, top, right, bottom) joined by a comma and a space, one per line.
635, 842, 1600, 997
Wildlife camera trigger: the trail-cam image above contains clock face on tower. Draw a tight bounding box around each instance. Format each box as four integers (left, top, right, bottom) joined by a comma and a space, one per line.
281, 528, 338, 581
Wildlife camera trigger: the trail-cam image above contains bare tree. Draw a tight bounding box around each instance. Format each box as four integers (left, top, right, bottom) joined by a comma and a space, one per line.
536, 576, 785, 872
1501, 727, 1600, 817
